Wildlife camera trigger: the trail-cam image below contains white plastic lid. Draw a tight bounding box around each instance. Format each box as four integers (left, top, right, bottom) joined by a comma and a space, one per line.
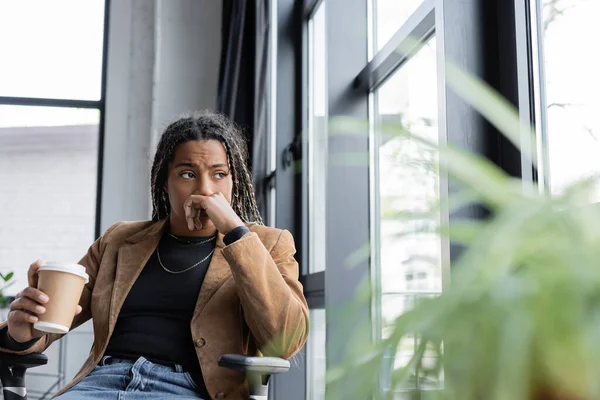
33, 321, 70, 334
38, 263, 89, 284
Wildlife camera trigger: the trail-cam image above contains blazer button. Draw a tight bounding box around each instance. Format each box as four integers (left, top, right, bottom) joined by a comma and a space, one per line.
215, 392, 226, 399
194, 338, 206, 348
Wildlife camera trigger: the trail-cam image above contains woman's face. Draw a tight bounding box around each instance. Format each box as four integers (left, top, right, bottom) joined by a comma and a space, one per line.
165, 139, 233, 234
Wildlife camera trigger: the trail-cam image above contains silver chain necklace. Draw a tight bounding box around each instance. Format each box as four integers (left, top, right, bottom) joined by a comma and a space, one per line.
157, 247, 215, 274
158, 234, 217, 274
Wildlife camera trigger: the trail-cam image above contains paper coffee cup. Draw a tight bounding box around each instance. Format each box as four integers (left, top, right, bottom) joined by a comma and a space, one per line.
33, 263, 89, 334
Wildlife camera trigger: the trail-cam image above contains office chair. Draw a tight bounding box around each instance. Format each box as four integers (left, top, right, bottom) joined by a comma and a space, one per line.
0, 352, 290, 400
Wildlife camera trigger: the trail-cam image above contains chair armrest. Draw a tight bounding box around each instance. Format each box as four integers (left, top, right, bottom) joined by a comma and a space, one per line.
218, 355, 290, 399
218, 354, 290, 375
0, 353, 48, 368
0, 353, 48, 400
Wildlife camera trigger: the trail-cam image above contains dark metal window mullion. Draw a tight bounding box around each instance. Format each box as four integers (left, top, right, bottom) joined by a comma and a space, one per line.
94, 0, 111, 239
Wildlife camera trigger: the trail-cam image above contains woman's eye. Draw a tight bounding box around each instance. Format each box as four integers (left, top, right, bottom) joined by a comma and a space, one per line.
215, 172, 227, 179
181, 172, 195, 179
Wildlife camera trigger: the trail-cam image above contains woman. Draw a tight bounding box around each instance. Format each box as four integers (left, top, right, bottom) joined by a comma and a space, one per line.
0, 111, 309, 400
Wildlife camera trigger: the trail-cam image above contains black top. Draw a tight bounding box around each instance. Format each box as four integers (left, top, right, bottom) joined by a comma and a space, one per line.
105, 231, 215, 396
1, 225, 251, 399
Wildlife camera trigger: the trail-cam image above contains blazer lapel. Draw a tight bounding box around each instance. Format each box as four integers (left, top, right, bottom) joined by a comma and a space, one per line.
191, 232, 231, 323
108, 219, 168, 329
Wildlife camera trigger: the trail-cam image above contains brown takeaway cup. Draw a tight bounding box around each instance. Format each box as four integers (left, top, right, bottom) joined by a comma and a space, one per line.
33, 263, 89, 334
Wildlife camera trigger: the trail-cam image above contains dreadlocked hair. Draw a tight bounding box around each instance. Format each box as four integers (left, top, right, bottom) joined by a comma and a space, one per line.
150, 110, 263, 225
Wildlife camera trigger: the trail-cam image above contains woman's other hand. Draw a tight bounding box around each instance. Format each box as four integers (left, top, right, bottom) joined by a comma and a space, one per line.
183, 193, 244, 234
7, 260, 82, 343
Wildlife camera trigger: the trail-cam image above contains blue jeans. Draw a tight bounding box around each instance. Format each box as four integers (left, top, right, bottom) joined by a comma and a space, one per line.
54, 356, 204, 399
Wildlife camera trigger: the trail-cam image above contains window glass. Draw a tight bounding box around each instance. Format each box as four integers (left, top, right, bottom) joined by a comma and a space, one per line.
375, 0, 425, 52
0, 0, 105, 100
307, 2, 327, 273
0, 106, 99, 295
539, 0, 600, 197
307, 308, 326, 400
373, 37, 442, 394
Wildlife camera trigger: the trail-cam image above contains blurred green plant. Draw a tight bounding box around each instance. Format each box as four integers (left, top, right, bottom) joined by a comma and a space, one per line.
0, 271, 14, 309
325, 62, 600, 400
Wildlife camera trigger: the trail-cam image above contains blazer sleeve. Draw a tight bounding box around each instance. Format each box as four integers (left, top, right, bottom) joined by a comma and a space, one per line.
0, 222, 120, 355
221, 229, 310, 359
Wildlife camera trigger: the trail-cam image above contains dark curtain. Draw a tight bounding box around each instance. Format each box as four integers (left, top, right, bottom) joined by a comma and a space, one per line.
217, 0, 271, 225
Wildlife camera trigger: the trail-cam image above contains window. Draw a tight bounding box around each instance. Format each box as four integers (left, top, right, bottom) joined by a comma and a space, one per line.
373, 37, 442, 394
537, 0, 600, 198
0, 1, 107, 300
374, 0, 426, 52
298, 0, 563, 397
0, 106, 100, 296
306, 2, 327, 274
303, 2, 328, 399
0, 0, 106, 100
0, 2, 106, 394
306, 308, 326, 400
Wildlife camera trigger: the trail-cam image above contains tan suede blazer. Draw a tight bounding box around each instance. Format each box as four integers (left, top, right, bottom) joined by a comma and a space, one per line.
0, 219, 309, 399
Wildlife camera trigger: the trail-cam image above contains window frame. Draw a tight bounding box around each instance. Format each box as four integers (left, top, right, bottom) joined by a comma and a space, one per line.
300, 2, 327, 399
526, 0, 549, 193
359, 1, 447, 395
523, 0, 598, 196
302, 0, 327, 288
